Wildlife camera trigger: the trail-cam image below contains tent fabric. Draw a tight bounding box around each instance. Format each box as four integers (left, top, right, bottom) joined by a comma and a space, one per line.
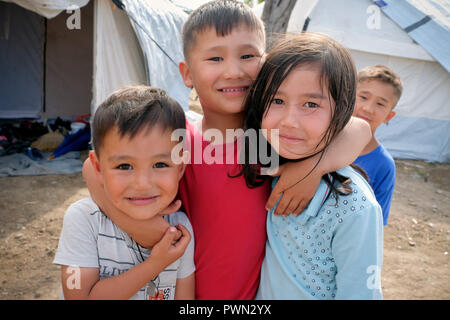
1, 0, 190, 118
91, 0, 147, 112
377, 0, 450, 73
44, 1, 93, 119
289, 0, 434, 61
1, 0, 192, 119
350, 50, 450, 121
376, 116, 450, 163
121, 0, 190, 110
407, 0, 450, 29
0, 0, 94, 119
0, 2, 42, 119
284, 0, 450, 163
2, 0, 89, 18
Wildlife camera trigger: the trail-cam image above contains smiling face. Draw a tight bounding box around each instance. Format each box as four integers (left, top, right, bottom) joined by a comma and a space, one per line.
91, 125, 185, 220
353, 79, 397, 133
179, 25, 265, 117
261, 63, 334, 160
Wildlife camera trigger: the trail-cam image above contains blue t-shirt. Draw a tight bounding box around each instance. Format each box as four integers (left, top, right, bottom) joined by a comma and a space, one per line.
256, 166, 383, 300
354, 144, 395, 226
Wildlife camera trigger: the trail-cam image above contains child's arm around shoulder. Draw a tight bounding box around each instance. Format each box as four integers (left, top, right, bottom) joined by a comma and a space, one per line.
266, 117, 371, 216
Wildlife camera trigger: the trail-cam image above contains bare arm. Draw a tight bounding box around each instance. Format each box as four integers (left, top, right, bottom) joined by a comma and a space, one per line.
174, 273, 195, 300
318, 116, 371, 172
62, 225, 191, 300
82, 158, 181, 248
266, 117, 371, 215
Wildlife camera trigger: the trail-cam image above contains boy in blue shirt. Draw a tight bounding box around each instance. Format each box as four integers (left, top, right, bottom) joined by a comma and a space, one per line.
353, 65, 403, 226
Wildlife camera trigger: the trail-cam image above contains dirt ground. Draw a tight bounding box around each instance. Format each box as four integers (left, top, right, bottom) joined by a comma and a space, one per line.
0, 154, 449, 300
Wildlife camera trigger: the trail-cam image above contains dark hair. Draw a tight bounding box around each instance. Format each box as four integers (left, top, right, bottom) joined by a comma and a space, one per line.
358, 64, 403, 105
181, 0, 265, 60
92, 85, 185, 156
237, 32, 360, 199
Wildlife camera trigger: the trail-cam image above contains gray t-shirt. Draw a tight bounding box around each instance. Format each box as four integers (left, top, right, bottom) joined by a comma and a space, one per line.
53, 197, 195, 300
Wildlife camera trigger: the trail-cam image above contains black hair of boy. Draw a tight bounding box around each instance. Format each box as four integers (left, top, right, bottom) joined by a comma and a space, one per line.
92, 86, 186, 156
181, 0, 265, 60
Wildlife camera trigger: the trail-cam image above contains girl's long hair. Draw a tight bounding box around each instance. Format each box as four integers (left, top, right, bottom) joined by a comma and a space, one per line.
235, 32, 365, 199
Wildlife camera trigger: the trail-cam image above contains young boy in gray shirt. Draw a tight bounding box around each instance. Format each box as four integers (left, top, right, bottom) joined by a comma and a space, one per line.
53, 86, 195, 300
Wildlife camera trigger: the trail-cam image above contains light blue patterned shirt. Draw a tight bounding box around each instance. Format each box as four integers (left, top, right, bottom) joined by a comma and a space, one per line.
256, 166, 383, 300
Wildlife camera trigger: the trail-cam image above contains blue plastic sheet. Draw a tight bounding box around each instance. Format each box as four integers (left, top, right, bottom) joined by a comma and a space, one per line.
51, 127, 90, 159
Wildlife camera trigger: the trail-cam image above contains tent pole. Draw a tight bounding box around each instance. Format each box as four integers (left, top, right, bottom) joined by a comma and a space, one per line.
42, 18, 47, 114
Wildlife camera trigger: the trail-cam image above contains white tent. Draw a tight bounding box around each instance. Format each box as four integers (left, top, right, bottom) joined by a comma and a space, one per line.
0, 0, 192, 121
282, 0, 450, 163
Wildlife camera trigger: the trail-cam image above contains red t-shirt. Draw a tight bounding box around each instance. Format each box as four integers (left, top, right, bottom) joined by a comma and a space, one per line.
178, 120, 270, 299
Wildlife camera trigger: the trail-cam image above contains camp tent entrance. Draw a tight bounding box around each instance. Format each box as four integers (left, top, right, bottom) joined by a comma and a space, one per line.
0, 0, 191, 121
0, 0, 94, 119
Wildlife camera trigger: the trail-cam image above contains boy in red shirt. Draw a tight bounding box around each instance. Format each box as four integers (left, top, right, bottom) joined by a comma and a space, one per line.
82, 0, 371, 299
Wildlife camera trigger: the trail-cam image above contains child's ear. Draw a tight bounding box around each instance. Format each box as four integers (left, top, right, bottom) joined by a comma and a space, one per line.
179, 61, 193, 89
177, 150, 190, 181
89, 150, 104, 185
385, 111, 396, 124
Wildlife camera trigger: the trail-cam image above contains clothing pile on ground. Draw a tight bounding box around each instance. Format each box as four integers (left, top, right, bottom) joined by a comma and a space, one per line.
0, 120, 49, 156
0, 116, 91, 176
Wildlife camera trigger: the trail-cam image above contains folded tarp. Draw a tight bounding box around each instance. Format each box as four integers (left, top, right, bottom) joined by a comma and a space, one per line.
0, 151, 83, 176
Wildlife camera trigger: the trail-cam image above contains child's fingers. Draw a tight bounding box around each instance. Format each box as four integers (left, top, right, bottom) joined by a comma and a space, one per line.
150, 225, 189, 266
265, 167, 289, 211
156, 226, 178, 250
275, 196, 292, 216
265, 187, 282, 212
282, 188, 307, 216
171, 228, 183, 244
172, 224, 191, 250
176, 224, 191, 242
158, 200, 182, 216
292, 200, 306, 216
297, 200, 311, 216
284, 197, 299, 216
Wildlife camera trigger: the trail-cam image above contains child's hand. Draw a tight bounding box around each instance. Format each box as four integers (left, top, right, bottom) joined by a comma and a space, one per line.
158, 199, 182, 216
157, 200, 183, 243
265, 117, 372, 216
148, 224, 191, 269
265, 160, 322, 216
